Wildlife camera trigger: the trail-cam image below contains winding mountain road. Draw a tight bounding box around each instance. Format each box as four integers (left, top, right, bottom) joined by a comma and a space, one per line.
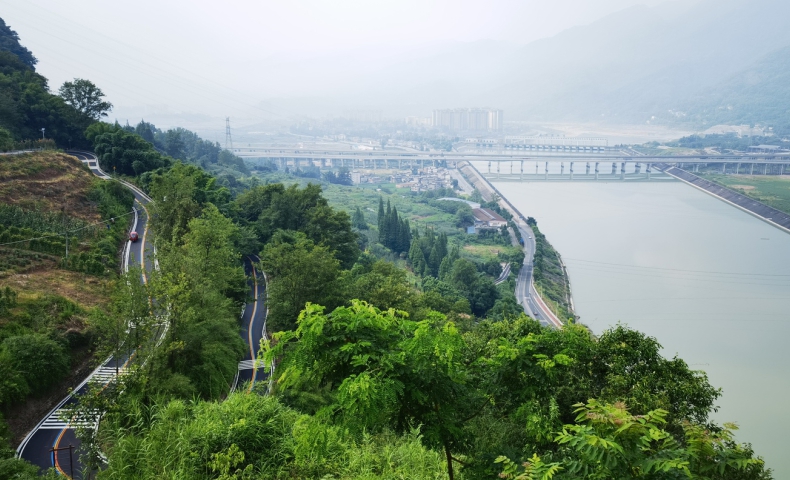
233, 256, 269, 394
16, 151, 155, 477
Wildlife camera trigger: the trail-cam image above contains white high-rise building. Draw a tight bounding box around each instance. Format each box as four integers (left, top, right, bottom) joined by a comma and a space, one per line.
432, 108, 503, 131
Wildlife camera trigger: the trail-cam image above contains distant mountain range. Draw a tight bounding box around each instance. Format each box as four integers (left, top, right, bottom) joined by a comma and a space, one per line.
265, 0, 790, 131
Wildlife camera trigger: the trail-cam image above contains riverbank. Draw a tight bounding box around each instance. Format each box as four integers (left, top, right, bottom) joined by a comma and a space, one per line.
658, 164, 790, 234
700, 173, 790, 218
458, 161, 575, 324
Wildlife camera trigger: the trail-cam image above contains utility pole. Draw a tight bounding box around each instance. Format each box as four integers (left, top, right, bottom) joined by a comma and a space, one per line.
62, 206, 68, 260
225, 117, 233, 151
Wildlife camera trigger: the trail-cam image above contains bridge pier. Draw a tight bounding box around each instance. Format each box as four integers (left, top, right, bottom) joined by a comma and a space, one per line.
621, 162, 626, 180
488, 161, 491, 174
736, 163, 740, 174
560, 162, 564, 176
535, 162, 539, 175
520, 160, 524, 181
497, 161, 500, 179
646, 163, 651, 180
635, 162, 641, 174
570, 162, 574, 180
595, 162, 599, 180
586, 162, 590, 175
722, 163, 726, 174
764, 164, 768, 175
545, 162, 549, 180
510, 161, 513, 175
611, 162, 617, 174
750, 163, 754, 175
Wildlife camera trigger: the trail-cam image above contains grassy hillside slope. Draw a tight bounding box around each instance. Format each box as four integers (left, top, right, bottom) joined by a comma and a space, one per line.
0, 151, 133, 443
0, 152, 102, 220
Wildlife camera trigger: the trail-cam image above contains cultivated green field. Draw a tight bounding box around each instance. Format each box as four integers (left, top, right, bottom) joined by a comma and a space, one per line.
702, 174, 790, 214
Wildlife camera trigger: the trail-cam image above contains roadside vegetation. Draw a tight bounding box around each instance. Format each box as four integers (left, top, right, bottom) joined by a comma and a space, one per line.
528, 217, 576, 322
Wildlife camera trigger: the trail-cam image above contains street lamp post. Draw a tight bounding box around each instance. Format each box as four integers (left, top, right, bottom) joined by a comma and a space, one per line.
41, 128, 45, 140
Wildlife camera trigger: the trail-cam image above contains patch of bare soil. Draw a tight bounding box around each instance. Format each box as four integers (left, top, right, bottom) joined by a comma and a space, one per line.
0, 152, 101, 222
0, 267, 112, 309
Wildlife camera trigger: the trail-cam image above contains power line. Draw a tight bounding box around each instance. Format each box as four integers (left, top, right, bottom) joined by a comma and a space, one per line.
563, 257, 790, 278
0, 208, 137, 247
0, 2, 288, 119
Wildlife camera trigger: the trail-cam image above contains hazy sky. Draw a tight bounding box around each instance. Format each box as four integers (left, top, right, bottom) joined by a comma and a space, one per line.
0, 0, 690, 122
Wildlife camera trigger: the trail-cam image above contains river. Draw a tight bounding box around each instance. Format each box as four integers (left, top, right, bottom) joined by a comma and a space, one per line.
489, 178, 790, 476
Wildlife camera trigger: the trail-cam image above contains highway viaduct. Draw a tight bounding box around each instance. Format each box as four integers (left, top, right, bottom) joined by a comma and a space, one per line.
235, 149, 790, 180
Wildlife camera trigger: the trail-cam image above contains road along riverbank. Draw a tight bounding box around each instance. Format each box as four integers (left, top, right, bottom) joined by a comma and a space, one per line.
457, 161, 571, 327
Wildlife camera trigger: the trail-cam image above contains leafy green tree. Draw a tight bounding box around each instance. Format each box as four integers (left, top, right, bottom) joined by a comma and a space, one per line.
134, 120, 156, 143
98, 393, 450, 479
148, 162, 230, 244
0, 286, 16, 316
0, 127, 13, 151
165, 129, 185, 159
58, 78, 112, 120
266, 300, 482, 479
497, 400, 768, 480
348, 260, 417, 313
0, 411, 42, 479
377, 196, 386, 232
151, 203, 246, 399
234, 183, 358, 268
1, 333, 69, 396
0, 17, 36, 68
376, 199, 411, 254
86, 122, 168, 176
260, 232, 343, 332
0, 348, 28, 407
352, 206, 367, 229
593, 325, 720, 426
455, 204, 475, 228
0, 50, 93, 147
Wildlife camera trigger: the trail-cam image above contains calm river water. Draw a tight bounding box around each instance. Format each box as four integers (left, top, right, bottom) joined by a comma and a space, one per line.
490, 178, 790, 476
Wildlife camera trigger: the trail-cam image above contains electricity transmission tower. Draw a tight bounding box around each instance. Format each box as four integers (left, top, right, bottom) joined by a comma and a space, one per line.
225, 117, 233, 151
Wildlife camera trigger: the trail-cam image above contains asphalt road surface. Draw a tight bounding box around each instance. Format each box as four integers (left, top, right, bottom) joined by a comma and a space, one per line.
234, 256, 269, 393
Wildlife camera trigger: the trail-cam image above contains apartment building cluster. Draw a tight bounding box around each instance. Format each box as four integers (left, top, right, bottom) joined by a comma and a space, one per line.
432, 108, 503, 131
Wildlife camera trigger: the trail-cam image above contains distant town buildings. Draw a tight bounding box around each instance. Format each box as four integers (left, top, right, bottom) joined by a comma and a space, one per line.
405, 116, 431, 126
504, 136, 608, 147
349, 166, 453, 192
393, 166, 453, 192
432, 108, 503, 131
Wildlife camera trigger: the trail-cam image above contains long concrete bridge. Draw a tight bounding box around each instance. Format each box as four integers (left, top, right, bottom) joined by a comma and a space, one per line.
237, 149, 790, 179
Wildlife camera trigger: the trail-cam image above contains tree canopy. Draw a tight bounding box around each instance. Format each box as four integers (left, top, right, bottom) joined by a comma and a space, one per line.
58, 78, 112, 120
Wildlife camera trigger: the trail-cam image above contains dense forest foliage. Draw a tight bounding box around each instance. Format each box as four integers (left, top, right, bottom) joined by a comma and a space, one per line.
0, 18, 111, 150
667, 133, 790, 151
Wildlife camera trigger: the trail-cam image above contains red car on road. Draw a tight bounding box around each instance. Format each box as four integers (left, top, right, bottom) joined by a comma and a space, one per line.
129, 231, 139, 242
